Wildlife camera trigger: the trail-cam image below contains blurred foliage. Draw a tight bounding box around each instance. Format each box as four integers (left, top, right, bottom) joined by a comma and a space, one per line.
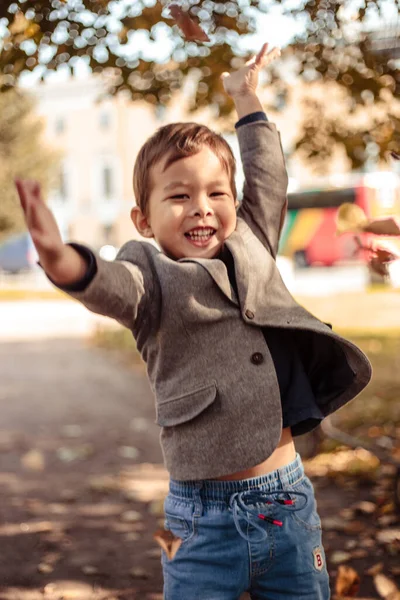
336, 332, 400, 433
0, 88, 59, 239
0, 0, 399, 168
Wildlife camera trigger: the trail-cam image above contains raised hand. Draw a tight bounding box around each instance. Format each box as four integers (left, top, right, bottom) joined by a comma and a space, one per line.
15, 178, 87, 284
221, 43, 280, 98
15, 179, 64, 261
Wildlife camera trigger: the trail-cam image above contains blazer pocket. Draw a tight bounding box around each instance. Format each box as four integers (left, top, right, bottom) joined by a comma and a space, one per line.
156, 382, 217, 427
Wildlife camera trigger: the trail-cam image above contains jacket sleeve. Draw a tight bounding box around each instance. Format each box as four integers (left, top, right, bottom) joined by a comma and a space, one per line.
62, 241, 153, 331
236, 120, 288, 258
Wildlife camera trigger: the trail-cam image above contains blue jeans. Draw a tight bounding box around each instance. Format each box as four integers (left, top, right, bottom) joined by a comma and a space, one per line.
162, 454, 330, 599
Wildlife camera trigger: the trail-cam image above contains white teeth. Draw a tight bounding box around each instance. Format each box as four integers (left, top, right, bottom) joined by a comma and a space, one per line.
186, 228, 215, 240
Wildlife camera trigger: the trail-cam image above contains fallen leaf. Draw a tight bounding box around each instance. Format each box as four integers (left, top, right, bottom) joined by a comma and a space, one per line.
353, 501, 376, 515
330, 551, 352, 564
339, 508, 355, 520
37, 563, 53, 574
81, 565, 99, 575
21, 449, 45, 471
118, 446, 140, 459
376, 529, 400, 545
366, 563, 384, 576
129, 566, 149, 579
374, 573, 400, 599
154, 528, 182, 560
88, 475, 118, 492
350, 549, 368, 559
336, 203, 368, 234
121, 510, 142, 523
56, 444, 94, 462
169, 4, 210, 42
335, 564, 360, 597
322, 517, 349, 531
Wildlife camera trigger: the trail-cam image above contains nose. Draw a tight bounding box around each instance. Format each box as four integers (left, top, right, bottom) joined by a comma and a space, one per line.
190, 194, 214, 218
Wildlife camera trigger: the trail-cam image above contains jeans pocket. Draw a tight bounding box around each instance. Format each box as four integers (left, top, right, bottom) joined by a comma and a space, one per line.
165, 512, 194, 543
287, 477, 322, 532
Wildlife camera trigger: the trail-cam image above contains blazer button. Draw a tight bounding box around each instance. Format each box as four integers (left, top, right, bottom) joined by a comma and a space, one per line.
251, 352, 264, 365
245, 309, 255, 320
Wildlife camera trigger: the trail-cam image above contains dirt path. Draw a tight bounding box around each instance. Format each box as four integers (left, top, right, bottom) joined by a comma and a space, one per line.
0, 339, 165, 600
0, 339, 398, 599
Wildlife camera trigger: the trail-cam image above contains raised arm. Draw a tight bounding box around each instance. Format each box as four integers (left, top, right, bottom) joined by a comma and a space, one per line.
221, 43, 288, 257
14, 179, 151, 331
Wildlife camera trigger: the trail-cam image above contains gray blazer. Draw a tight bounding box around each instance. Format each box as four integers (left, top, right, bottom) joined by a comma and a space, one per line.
68, 121, 372, 480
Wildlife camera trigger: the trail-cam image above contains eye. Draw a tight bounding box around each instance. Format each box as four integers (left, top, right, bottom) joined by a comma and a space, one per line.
170, 194, 189, 200
210, 192, 226, 197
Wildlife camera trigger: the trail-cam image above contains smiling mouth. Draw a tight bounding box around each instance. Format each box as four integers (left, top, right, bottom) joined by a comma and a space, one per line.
185, 227, 216, 245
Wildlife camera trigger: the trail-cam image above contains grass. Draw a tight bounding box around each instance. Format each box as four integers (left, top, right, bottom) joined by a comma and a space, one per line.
0, 289, 65, 301
92, 326, 144, 366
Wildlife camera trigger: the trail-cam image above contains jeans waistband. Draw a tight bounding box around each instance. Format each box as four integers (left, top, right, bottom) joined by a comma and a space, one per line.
169, 453, 304, 503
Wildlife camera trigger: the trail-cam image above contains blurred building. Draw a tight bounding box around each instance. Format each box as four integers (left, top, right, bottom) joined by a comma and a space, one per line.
34, 77, 162, 249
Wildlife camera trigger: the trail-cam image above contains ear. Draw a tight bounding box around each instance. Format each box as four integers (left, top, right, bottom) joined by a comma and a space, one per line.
131, 206, 154, 238
234, 198, 240, 209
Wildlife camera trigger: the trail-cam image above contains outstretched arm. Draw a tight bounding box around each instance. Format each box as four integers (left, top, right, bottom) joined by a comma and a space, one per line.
222, 44, 288, 258
15, 179, 150, 330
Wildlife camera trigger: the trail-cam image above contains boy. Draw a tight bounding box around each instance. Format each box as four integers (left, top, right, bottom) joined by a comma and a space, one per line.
16, 43, 371, 599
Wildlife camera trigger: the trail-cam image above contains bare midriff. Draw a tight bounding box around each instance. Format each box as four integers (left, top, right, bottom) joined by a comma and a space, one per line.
213, 427, 296, 481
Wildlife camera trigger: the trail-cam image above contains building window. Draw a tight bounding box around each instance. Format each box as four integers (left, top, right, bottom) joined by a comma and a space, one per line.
103, 224, 115, 244
102, 165, 113, 200
99, 112, 110, 129
55, 117, 66, 135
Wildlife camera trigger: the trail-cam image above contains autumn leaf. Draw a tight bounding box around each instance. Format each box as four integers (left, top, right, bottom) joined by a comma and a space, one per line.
336, 203, 369, 235
168, 4, 210, 42
335, 564, 360, 597
374, 573, 400, 599
337, 202, 400, 237
153, 528, 182, 560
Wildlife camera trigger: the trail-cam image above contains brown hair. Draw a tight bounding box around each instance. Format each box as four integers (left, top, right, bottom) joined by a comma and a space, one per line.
133, 122, 237, 214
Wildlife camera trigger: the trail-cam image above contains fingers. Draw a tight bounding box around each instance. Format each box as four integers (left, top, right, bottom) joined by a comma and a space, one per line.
15, 179, 42, 210
265, 46, 281, 63
255, 44, 280, 66
14, 179, 44, 235
254, 42, 269, 65
245, 43, 280, 69
15, 178, 27, 212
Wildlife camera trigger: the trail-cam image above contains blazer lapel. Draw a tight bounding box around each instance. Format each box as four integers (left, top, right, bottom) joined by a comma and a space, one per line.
178, 257, 239, 306
225, 227, 250, 310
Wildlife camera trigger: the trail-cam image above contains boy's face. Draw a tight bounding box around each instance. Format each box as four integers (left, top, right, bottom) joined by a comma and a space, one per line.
131, 146, 238, 260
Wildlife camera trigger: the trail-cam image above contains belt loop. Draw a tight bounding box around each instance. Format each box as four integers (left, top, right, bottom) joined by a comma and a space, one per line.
192, 481, 203, 517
